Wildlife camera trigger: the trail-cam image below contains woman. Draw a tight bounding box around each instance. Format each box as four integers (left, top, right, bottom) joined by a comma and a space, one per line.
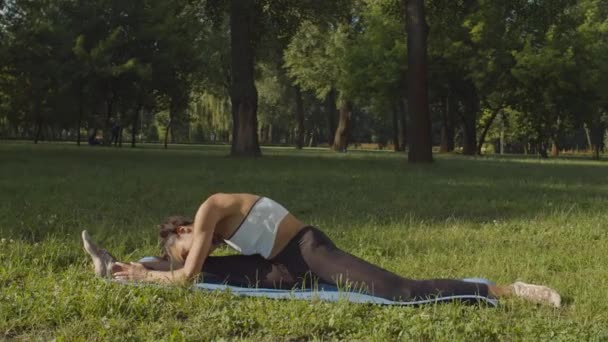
82, 193, 561, 307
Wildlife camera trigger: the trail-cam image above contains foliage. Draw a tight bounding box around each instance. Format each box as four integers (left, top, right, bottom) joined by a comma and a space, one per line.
0, 0, 606, 157
284, 20, 346, 101
0, 0, 209, 143
188, 91, 231, 142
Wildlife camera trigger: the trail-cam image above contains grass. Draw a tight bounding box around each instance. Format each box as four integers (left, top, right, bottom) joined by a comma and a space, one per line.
1, 142, 607, 341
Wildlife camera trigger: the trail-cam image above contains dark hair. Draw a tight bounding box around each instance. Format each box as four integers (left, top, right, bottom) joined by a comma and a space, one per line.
159, 215, 193, 261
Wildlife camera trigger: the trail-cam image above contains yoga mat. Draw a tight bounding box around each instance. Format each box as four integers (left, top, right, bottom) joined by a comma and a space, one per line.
137, 257, 498, 306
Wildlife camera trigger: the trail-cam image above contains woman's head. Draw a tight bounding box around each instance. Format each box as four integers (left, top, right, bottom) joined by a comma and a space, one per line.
159, 216, 194, 263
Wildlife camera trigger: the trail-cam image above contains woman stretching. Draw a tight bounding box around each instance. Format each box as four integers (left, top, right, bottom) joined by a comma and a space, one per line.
82, 193, 561, 307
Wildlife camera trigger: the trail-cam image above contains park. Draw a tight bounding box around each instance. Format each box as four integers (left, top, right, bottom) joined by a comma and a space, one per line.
1, 0, 608, 340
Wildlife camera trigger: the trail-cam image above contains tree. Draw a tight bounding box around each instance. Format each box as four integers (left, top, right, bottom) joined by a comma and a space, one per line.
1, 0, 605, 159
256, 62, 294, 145
428, 0, 525, 156
285, 21, 342, 150
293, 86, 305, 149
405, 0, 433, 162
0, 0, 77, 143
228, 0, 261, 156
511, 0, 580, 157
341, 0, 407, 152
573, 0, 608, 159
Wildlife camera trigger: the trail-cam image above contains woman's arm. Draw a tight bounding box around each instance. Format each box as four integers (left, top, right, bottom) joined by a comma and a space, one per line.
139, 257, 183, 271
114, 194, 233, 284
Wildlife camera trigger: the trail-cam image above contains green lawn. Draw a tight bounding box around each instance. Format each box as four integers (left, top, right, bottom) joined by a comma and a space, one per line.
1, 142, 607, 341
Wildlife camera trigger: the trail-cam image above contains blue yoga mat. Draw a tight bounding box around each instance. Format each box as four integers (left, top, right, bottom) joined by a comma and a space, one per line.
137, 257, 498, 306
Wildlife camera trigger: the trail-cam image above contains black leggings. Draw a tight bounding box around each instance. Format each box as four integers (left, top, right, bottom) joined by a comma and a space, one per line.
203, 226, 489, 301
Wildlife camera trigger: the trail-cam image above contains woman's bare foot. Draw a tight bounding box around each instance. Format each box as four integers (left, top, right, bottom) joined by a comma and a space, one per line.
512, 282, 561, 308
81, 230, 117, 278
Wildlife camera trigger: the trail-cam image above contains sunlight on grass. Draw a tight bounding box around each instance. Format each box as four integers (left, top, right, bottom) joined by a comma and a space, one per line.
1, 143, 607, 340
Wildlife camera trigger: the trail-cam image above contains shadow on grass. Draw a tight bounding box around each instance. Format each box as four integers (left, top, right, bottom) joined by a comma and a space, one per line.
1, 143, 607, 240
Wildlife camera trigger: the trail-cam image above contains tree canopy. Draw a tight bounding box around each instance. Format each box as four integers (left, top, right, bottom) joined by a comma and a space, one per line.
0, 0, 606, 159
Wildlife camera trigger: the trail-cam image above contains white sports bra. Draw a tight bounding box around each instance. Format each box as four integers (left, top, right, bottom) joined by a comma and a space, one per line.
223, 197, 289, 259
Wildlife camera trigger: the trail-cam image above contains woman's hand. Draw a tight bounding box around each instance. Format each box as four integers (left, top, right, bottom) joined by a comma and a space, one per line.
112, 262, 148, 281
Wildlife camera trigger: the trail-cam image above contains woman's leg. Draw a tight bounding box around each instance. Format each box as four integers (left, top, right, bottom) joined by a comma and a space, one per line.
288, 227, 489, 301
202, 255, 303, 289
82, 231, 116, 278
283, 227, 560, 306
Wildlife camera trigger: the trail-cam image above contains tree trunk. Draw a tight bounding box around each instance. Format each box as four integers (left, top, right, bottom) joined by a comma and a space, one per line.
551, 142, 559, 157
77, 114, 82, 146
103, 98, 114, 146
439, 93, 455, 153
538, 142, 548, 158
392, 104, 400, 152
33, 101, 43, 144
462, 122, 476, 155
476, 109, 501, 155
77, 88, 84, 146
332, 99, 351, 152
164, 120, 171, 149
230, 0, 261, 157
169, 101, 176, 145
131, 105, 141, 148
499, 112, 505, 154
257, 124, 264, 144
405, 0, 433, 163
550, 116, 563, 157
535, 122, 548, 158
460, 82, 478, 156
584, 123, 593, 151
325, 89, 337, 147
308, 128, 317, 147
267, 124, 273, 144
34, 120, 42, 144
294, 86, 305, 149
590, 121, 605, 160
398, 99, 407, 151
165, 95, 181, 148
